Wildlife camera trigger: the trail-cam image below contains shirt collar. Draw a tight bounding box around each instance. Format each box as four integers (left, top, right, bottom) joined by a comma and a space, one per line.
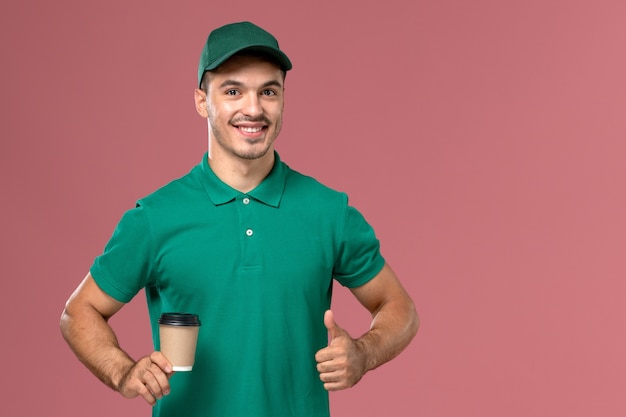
199, 151, 287, 208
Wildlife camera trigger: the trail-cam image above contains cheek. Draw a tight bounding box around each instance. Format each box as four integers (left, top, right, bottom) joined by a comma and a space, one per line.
269, 104, 284, 124
207, 103, 229, 124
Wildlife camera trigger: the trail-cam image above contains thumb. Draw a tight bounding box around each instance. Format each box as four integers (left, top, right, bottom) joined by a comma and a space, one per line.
324, 309, 341, 341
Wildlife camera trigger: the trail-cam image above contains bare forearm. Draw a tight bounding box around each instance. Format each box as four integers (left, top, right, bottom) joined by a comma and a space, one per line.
60, 304, 134, 391
356, 297, 419, 372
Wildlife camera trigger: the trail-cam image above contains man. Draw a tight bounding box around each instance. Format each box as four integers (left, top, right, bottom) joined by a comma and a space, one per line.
60, 21, 418, 417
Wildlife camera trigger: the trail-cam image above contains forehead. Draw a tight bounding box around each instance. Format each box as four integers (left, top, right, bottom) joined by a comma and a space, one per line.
202, 55, 285, 92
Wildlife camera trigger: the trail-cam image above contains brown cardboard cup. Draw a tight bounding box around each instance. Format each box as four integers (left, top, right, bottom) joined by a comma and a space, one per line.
158, 313, 201, 371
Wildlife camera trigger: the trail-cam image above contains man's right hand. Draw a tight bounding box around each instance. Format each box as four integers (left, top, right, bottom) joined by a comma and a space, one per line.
61, 274, 175, 407
118, 351, 174, 406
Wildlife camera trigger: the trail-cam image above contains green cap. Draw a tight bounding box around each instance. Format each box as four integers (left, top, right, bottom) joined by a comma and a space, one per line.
197, 21, 293, 87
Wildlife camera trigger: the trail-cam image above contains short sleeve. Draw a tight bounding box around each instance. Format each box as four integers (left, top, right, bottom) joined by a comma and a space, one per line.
90, 204, 154, 303
333, 201, 386, 288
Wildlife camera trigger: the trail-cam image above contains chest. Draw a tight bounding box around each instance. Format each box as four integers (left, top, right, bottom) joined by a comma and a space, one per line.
150, 198, 337, 304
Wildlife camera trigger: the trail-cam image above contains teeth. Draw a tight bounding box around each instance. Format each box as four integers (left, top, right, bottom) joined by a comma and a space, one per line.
240, 126, 263, 133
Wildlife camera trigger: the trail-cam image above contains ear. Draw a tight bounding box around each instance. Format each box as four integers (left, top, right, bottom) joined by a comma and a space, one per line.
194, 89, 209, 118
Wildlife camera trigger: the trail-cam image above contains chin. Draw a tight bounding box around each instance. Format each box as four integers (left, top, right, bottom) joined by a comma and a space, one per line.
236, 147, 272, 160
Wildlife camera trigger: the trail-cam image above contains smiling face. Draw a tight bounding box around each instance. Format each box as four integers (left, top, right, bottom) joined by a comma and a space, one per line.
197, 54, 285, 162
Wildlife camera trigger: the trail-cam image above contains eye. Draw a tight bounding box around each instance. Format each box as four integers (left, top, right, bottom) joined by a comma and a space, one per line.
225, 89, 239, 96
261, 89, 276, 96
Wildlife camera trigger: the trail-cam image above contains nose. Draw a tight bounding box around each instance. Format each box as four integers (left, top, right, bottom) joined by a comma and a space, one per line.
242, 92, 262, 117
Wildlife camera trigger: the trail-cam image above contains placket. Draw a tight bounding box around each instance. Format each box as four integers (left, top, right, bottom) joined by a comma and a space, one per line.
236, 194, 261, 269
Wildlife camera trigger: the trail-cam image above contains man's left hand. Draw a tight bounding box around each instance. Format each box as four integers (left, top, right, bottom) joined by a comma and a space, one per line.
314, 310, 367, 391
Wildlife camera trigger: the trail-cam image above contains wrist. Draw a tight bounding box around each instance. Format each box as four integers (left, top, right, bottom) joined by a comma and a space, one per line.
110, 357, 136, 392
354, 332, 379, 373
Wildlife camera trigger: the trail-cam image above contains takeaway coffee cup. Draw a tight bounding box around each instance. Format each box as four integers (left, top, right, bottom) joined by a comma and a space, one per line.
158, 313, 201, 371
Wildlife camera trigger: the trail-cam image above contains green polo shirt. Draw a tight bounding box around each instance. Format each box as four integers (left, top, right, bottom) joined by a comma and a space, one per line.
90, 152, 385, 417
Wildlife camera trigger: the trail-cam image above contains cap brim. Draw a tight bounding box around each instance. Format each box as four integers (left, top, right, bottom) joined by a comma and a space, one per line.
204, 44, 292, 72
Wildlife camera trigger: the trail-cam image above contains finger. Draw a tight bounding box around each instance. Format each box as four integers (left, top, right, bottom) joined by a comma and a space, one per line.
324, 310, 340, 341
315, 345, 340, 363
316, 360, 332, 373
319, 370, 349, 391
314, 346, 328, 363
134, 378, 158, 406
150, 362, 172, 396
149, 352, 173, 394
142, 369, 164, 399
119, 356, 170, 405
151, 351, 174, 374
319, 369, 341, 383
144, 360, 174, 399
323, 380, 349, 391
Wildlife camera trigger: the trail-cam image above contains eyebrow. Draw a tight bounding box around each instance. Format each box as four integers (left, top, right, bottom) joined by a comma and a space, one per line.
218, 79, 283, 89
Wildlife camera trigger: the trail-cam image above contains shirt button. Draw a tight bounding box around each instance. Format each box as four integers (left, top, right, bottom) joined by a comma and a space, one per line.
243, 197, 250, 205
245, 229, 254, 237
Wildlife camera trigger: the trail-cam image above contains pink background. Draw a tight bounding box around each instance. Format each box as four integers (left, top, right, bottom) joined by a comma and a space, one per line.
2, 0, 626, 416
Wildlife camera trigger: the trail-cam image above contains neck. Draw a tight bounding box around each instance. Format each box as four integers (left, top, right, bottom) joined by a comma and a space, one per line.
207, 147, 275, 193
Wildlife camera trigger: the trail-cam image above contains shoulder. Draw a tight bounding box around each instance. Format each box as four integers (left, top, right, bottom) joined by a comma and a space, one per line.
282, 163, 348, 207
136, 163, 204, 210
